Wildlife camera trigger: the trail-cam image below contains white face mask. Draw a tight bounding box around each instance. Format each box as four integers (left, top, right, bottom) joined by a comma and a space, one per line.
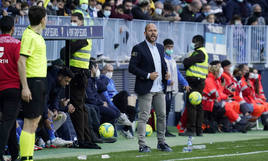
229, 65, 234, 75
254, 74, 259, 79
155, 8, 162, 15
105, 72, 113, 79
81, 4, 88, 11
190, 42, 195, 50
249, 73, 255, 79
103, 10, 111, 17
218, 67, 223, 78
71, 22, 78, 26
95, 69, 100, 78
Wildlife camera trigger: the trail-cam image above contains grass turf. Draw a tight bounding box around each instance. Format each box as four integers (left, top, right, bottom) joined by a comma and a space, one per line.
35, 127, 268, 161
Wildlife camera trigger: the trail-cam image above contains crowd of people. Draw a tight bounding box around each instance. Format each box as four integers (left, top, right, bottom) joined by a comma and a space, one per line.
1, 1, 268, 161
0, 0, 268, 25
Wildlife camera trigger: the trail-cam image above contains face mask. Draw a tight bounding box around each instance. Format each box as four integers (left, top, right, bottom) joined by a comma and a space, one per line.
229, 65, 234, 75
103, 10, 111, 17
95, 69, 100, 78
155, 8, 162, 15
81, 4, 88, 11
237, 0, 243, 2
165, 49, 173, 55
124, 9, 131, 14
24, 10, 28, 15
203, 12, 209, 17
71, 22, 78, 26
105, 72, 113, 79
244, 72, 249, 80
254, 74, 259, 79
235, 20, 242, 25
254, 12, 261, 17
218, 67, 223, 78
178, 8, 183, 14
235, 75, 241, 81
52, 5, 59, 11
249, 73, 255, 79
190, 42, 195, 50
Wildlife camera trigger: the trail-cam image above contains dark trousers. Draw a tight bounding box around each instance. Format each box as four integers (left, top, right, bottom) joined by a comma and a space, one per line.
165, 92, 173, 129
70, 68, 92, 143
0, 88, 20, 160
186, 78, 205, 134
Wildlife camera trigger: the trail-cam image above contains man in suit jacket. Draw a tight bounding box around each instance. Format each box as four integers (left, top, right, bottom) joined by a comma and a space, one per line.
129, 23, 172, 153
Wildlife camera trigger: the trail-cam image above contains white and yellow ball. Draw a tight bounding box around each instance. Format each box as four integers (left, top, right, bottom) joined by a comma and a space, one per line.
145, 124, 153, 137
189, 91, 202, 106
99, 123, 114, 138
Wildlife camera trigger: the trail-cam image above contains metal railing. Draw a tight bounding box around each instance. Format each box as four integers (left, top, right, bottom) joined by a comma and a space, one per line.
16, 16, 268, 65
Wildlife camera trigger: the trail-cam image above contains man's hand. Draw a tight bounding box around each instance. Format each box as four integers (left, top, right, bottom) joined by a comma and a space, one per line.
185, 86, 191, 93
165, 72, 170, 80
44, 119, 52, 130
61, 98, 70, 107
170, 80, 174, 86
21, 87, 32, 103
150, 72, 158, 80
68, 104, 75, 113
103, 101, 108, 107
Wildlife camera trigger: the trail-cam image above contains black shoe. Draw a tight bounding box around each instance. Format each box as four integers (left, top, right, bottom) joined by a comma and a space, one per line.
139, 145, 151, 152
179, 131, 196, 136
91, 132, 104, 143
101, 137, 117, 143
165, 131, 176, 137
235, 119, 250, 133
157, 142, 172, 152
79, 141, 101, 149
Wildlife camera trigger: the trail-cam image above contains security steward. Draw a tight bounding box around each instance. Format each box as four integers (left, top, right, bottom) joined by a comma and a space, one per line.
182, 35, 208, 136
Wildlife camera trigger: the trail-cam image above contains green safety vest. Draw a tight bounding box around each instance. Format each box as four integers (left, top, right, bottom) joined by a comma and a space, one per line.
73, 9, 94, 26
186, 47, 208, 79
70, 39, 92, 69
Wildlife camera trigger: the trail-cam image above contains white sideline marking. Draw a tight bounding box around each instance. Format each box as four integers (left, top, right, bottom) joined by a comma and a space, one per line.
162, 150, 268, 161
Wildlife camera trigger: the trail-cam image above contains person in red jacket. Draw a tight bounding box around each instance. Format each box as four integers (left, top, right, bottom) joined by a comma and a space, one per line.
202, 61, 249, 133
0, 16, 21, 161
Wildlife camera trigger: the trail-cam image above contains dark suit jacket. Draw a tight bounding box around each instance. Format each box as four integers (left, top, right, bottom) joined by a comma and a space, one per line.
128, 40, 167, 95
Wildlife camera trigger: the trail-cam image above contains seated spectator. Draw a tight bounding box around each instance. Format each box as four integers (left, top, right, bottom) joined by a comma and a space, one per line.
98, 2, 112, 18
245, 4, 266, 25
246, 16, 258, 25
208, 0, 227, 24
202, 13, 215, 24
88, 0, 98, 18
1, 0, 24, 17
229, 14, 242, 25
110, 3, 133, 20
131, 0, 152, 20
152, 1, 181, 21
180, 0, 202, 22
223, 0, 251, 23
162, 2, 180, 20
21, 2, 29, 15
123, 0, 133, 16
46, 0, 59, 15
196, 4, 211, 22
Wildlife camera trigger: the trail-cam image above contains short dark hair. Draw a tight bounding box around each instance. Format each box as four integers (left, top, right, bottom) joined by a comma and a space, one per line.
210, 60, 221, 65
247, 16, 258, 25
164, 2, 173, 12
192, 35, 205, 44
102, 2, 111, 9
163, 39, 174, 46
0, 16, 14, 34
28, 6, 46, 26
238, 64, 247, 71
58, 67, 75, 78
123, 0, 132, 5
72, 12, 84, 21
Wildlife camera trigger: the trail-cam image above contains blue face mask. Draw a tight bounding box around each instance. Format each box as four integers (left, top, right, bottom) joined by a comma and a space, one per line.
237, 0, 243, 2
204, 12, 209, 17
165, 49, 173, 55
190, 42, 195, 50
81, 4, 88, 11
103, 10, 111, 17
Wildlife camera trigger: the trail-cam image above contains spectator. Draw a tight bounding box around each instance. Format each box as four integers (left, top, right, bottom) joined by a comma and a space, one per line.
208, 0, 227, 24
110, 4, 133, 20
180, 0, 202, 22
246, 16, 258, 25
21, 2, 29, 15
131, 0, 152, 20
123, 0, 133, 15
73, 0, 90, 25
202, 13, 215, 24
230, 14, 242, 25
88, 0, 98, 18
46, 0, 58, 15
196, 4, 211, 22
245, 4, 266, 25
152, 1, 180, 21
97, 2, 111, 18
223, 0, 251, 23
1, 0, 24, 17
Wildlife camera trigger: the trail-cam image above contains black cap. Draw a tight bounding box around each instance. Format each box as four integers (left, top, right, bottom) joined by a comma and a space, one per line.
221, 60, 231, 68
